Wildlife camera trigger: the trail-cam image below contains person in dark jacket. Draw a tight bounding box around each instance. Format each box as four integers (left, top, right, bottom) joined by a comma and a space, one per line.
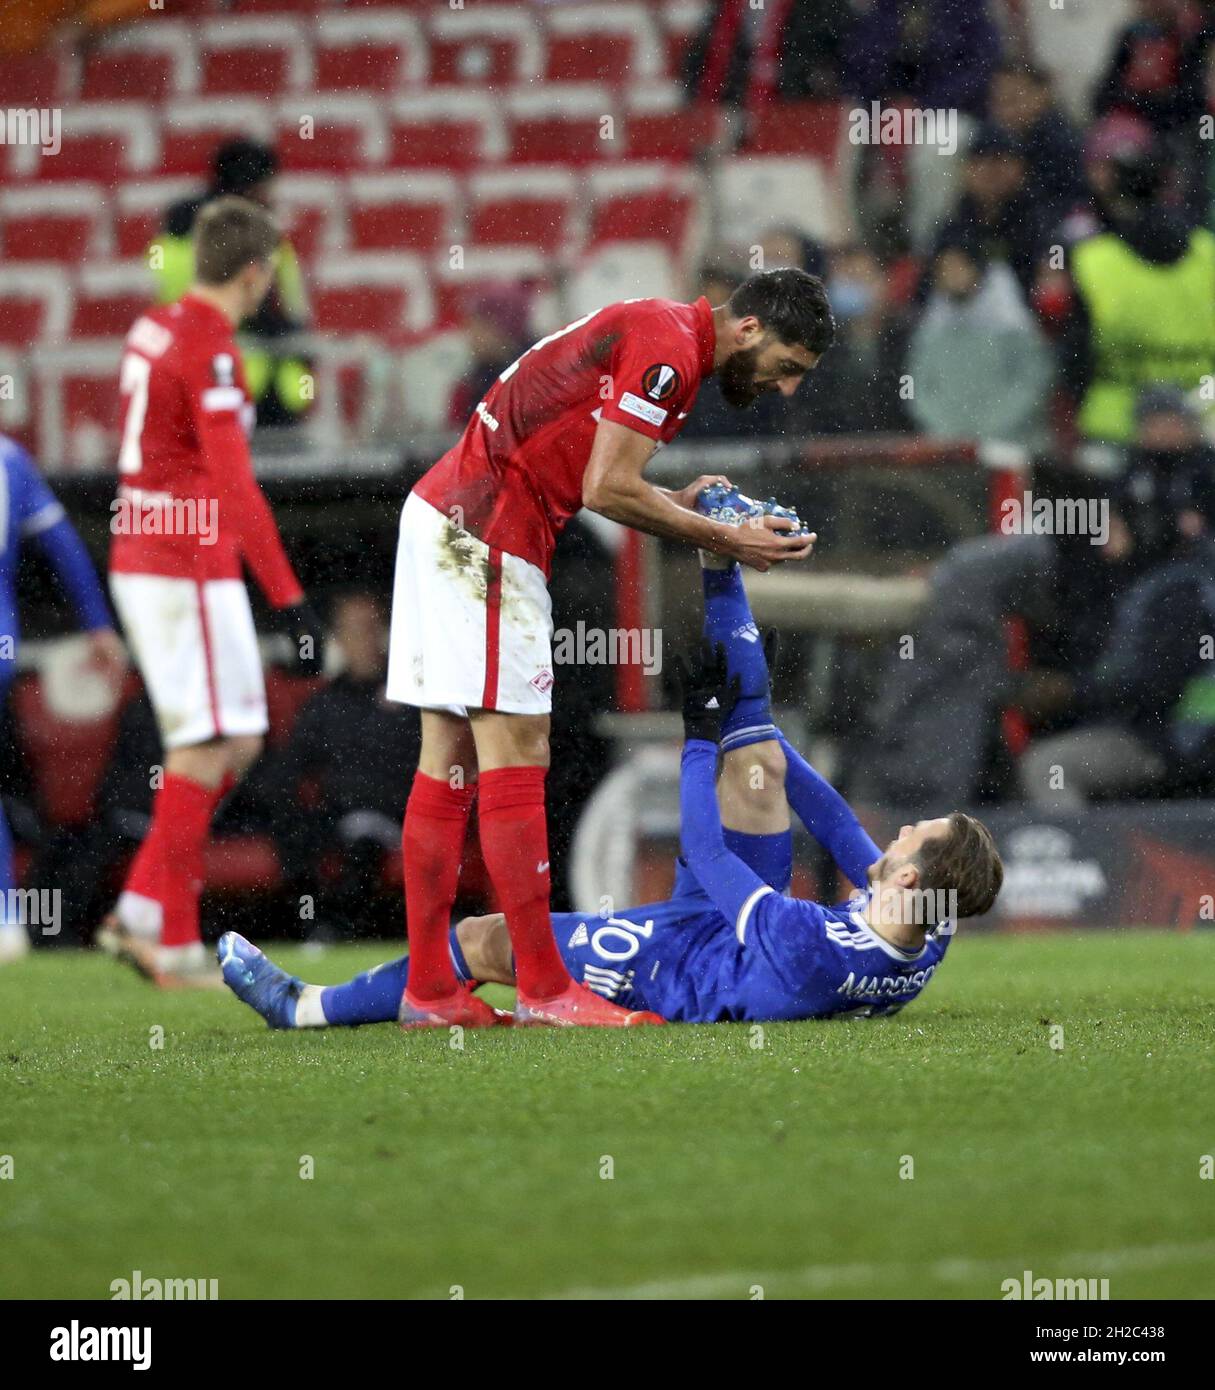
988, 60, 1086, 229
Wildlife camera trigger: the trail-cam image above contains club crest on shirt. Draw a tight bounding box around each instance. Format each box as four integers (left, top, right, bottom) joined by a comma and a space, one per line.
641, 363, 681, 402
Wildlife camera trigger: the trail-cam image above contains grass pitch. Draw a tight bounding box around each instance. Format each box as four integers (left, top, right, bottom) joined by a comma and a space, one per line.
1, 930, 1212, 1300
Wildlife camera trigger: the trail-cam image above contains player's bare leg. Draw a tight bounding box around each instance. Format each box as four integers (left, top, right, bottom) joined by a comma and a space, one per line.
718, 740, 789, 836
98, 734, 259, 990
399, 709, 503, 1028
467, 710, 661, 1026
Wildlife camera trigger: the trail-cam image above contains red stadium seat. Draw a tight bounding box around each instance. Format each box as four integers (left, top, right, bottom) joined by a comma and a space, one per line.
658, 0, 707, 79
71, 264, 156, 340
431, 246, 549, 329
0, 185, 104, 264
275, 173, 343, 263
427, 6, 541, 87
387, 90, 504, 169
0, 51, 71, 105
741, 100, 844, 162
468, 167, 579, 254
348, 171, 457, 253
27, 104, 157, 185
312, 252, 434, 340
159, 100, 273, 179
586, 163, 703, 260
80, 22, 198, 102
276, 95, 387, 173
115, 178, 199, 257
199, 18, 311, 97
506, 85, 618, 165
624, 85, 724, 160
0, 267, 71, 346
315, 12, 425, 93
543, 5, 664, 86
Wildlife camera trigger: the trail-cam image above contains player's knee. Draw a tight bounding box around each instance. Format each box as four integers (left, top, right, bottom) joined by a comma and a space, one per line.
456, 913, 512, 983
225, 734, 263, 778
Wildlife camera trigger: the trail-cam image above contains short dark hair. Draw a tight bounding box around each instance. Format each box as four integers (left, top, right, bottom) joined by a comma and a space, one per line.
194, 196, 280, 286
213, 137, 277, 196
916, 812, 1004, 919
727, 268, 836, 356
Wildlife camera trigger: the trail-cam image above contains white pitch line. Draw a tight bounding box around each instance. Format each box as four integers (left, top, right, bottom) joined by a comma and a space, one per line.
547, 1239, 1215, 1301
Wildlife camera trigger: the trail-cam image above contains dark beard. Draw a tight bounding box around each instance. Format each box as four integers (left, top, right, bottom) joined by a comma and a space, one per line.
719, 346, 764, 409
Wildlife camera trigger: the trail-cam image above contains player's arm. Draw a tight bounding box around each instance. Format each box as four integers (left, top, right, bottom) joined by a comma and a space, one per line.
190, 368, 303, 611
776, 732, 880, 890
582, 421, 813, 571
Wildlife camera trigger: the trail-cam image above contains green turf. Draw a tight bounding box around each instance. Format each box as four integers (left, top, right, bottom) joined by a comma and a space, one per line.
1, 930, 1213, 1300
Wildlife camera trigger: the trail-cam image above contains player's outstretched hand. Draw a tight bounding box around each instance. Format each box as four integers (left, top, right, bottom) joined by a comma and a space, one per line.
281, 601, 326, 677
729, 515, 817, 572
671, 639, 740, 744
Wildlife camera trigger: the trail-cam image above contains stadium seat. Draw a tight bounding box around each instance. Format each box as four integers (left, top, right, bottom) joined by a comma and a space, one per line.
315, 12, 426, 93
348, 171, 458, 254
0, 51, 72, 107
9, 672, 133, 829
276, 95, 387, 173
741, 100, 844, 161
624, 82, 725, 160
585, 162, 705, 264
71, 263, 156, 340
388, 89, 506, 168
657, 0, 708, 79
275, 173, 344, 262
199, 17, 312, 97
115, 178, 199, 258
312, 252, 434, 340
59, 348, 126, 469
565, 243, 678, 320
506, 85, 618, 164
427, 5, 542, 86
543, 4, 664, 85
158, 100, 273, 179
715, 154, 842, 245
468, 167, 580, 254
0, 185, 105, 264
24, 104, 157, 184
431, 245, 550, 328
0, 267, 71, 346
80, 21, 199, 102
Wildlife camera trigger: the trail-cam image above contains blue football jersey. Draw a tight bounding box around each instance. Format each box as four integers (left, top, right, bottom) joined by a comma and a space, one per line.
1, 435, 68, 674
554, 882, 953, 1024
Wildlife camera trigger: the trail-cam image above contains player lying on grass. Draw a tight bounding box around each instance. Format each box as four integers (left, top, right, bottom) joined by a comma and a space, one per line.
220, 554, 1004, 1026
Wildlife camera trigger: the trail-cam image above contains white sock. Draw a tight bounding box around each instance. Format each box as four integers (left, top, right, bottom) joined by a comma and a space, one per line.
0, 920, 30, 963
294, 985, 329, 1028
156, 941, 207, 973
116, 891, 162, 942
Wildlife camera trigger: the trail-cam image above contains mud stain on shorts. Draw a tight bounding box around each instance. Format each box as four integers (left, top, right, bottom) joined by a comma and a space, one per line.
436, 518, 489, 603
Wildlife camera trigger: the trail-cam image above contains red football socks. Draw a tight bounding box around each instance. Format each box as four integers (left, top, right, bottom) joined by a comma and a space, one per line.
401, 771, 477, 1000
477, 764, 568, 1000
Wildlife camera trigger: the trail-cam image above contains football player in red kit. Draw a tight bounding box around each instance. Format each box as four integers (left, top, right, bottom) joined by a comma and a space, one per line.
389, 267, 835, 1028
98, 197, 323, 988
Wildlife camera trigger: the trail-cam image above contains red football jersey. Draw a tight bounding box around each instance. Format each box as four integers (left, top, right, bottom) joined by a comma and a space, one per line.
414, 296, 716, 575
108, 293, 302, 608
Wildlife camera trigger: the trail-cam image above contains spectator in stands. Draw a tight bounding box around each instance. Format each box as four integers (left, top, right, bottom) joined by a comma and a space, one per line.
1019, 402, 1215, 805
150, 139, 311, 429
928, 125, 1052, 299
791, 243, 913, 434
682, 0, 850, 109
854, 461, 1153, 812
1093, 0, 1206, 138
842, 0, 1001, 117
988, 61, 1086, 230
447, 284, 533, 429
1059, 138, 1215, 445
758, 224, 828, 280
268, 590, 420, 941
905, 232, 1053, 450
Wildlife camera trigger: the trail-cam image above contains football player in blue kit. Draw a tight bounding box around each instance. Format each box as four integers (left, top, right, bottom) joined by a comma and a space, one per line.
219, 542, 1004, 1028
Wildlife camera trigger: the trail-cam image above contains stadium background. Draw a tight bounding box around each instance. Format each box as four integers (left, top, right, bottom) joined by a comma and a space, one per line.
2, 0, 1214, 943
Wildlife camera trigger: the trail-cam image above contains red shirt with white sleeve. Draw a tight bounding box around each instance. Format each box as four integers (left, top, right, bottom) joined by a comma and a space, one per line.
414, 296, 716, 577
108, 293, 303, 609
